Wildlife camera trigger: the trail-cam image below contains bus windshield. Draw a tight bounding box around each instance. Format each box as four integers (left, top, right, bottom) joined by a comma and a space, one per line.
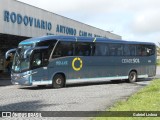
12, 44, 34, 72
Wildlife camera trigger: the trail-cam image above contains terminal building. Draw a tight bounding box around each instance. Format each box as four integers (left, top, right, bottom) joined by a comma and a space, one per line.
0, 0, 121, 73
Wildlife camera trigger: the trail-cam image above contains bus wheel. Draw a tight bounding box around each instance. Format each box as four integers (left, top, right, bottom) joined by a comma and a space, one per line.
52, 74, 65, 89
128, 71, 137, 83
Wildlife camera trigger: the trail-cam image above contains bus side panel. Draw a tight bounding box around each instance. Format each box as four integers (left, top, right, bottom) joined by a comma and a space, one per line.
47, 58, 69, 81
146, 55, 157, 77
46, 54, 156, 83
31, 67, 49, 85
138, 56, 156, 77
67, 56, 129, 81
67, 57, 86, 80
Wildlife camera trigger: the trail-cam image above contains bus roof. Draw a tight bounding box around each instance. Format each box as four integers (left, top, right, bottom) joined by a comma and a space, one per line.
19, 35, 155, 45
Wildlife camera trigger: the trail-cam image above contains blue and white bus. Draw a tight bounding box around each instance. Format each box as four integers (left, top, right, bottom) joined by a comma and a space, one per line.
6, 35, 156, 88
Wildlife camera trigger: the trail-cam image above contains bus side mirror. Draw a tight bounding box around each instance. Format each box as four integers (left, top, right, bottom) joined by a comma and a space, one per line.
5, 48, 16, 59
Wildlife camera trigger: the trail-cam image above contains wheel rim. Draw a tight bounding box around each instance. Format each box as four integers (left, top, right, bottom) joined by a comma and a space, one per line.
56, 78, 62, 85
130, 72, 136, 81
53, 74, 65, 88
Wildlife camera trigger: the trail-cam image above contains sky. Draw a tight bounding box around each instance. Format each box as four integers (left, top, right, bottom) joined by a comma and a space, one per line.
18, 0, 160, 45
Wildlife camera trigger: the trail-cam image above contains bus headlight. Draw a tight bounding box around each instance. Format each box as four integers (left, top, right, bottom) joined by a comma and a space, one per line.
11, 73, 21, 80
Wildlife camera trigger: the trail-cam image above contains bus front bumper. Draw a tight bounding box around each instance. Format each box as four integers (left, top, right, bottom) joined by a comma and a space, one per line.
11, 71, 32, 86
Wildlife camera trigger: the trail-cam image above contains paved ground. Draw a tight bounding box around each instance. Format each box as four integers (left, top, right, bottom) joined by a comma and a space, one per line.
0, 67, 159, 120
0, 82, 145, 120
0, 72, 11, 86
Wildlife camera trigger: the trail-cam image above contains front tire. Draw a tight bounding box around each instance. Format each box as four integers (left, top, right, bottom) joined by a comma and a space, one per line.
127, 71, 137, 83
52, 74, 65, 89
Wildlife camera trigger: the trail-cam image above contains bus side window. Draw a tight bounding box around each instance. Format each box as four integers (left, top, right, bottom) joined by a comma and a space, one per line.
42, 50, 49, 66
150, 45, 155, 55
124, 45, 130, 56
135, 45, 155, 56
94, 44, 100, 56
109, 44, 117, 56
141, 45, 147, 56
117, 45, 123, 56
91, 44, 95, 56
52, 43, 61, 58
52, 41, 74, 58
104, 45, 109, 56
129, 45, 136, 56
94, 43, 108, 56
75, 42, 91, 56
108, 44, 123, 56
32, 52, 42, 68
136, 45, 142, 56
146, 45, 155, 56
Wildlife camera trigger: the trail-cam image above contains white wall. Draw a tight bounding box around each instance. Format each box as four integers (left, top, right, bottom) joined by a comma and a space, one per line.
0, 0, 121, 39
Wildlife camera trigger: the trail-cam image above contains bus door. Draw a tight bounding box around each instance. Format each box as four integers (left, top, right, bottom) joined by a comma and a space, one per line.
50, 41, 71, 80
30, 48, 49, 82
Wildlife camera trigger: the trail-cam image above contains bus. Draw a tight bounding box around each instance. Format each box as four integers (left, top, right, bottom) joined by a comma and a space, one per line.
6, 35, 156, 88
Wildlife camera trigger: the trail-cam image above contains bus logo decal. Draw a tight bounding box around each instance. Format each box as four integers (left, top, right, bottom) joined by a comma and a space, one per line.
56, 61, 68, 66
122, 58, 140, 64
72, 57, 83, 71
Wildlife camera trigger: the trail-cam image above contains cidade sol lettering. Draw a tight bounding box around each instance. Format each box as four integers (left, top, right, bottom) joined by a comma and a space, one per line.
122, 58, 140, 64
